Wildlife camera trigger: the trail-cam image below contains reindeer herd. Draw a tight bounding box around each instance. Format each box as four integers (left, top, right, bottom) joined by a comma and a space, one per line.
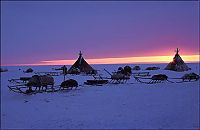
7, 65, 200, 95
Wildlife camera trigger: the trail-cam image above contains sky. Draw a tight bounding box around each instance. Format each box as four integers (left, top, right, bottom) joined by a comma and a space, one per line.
1, 1, 199, 66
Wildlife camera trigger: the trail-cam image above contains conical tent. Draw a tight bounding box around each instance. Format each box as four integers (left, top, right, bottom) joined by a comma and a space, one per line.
68, 51, 97, 74
165, 48, 191, 72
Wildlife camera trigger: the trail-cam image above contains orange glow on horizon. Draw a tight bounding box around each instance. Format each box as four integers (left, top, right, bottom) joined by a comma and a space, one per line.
5, 55, 199, 66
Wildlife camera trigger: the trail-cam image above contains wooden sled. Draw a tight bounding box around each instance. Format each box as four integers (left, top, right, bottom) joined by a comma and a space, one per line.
7, 84, 78, 95
34, 72, 61, 76
8, 85, 29, 94
108, 78, 130, 84
8, 84, 58, 95
84, 74, 108, 86
167, 73, 200, 83
134, 74, 174, 84
132, 72, 151, 77
168, 78, 200, 83
84, 80, 108, 85
134, 77, 174, 84
8, 77, 31, 84
104, 69, 130, 84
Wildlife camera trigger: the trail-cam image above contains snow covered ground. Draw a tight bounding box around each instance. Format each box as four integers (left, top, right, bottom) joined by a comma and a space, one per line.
1, 63, 199, 129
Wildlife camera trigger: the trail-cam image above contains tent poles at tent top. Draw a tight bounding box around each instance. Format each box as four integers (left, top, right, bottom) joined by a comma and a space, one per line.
175, 48, 180, 55
79, 51, 82, 65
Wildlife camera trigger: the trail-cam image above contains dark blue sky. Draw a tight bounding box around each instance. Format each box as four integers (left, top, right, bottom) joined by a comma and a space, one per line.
1, 1, 199, 65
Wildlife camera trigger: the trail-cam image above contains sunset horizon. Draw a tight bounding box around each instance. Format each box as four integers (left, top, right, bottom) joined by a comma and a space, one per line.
2, 54, 199, 66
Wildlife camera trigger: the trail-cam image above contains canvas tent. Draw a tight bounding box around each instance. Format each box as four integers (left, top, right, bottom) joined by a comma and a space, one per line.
68, 51, 97, 74
165, 48, 191, 72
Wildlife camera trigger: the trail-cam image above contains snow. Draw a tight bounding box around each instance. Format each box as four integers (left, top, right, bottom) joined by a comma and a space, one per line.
1, 63, 199, 129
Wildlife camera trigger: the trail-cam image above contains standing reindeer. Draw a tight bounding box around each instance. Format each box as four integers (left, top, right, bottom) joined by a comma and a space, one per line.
26, 75, 54, 93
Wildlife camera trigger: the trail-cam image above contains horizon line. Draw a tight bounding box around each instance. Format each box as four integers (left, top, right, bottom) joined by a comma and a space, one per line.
1, 54, 199, 67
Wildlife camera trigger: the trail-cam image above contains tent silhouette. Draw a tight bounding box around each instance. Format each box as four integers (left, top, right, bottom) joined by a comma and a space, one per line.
165, 48, 191, 72
68, 51, 97, 74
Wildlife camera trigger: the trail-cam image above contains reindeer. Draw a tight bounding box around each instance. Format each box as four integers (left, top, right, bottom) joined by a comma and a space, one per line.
182, 73, 200, 82
26, 75, 54, 92
60, 79, 78, 90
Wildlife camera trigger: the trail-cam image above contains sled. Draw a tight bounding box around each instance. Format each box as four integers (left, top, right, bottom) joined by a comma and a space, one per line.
132, 72, 151, 77
7, 82, 81, 95
168, 73, 200, 83
134, 74, 174, 84
8, 77, 31, 84
104, 69, 130, 84
84, 80, 108, 85
84, 74, 108, 85
34, 72, 61, 76
8, 84, 58, 95
168, 78, 200, 83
